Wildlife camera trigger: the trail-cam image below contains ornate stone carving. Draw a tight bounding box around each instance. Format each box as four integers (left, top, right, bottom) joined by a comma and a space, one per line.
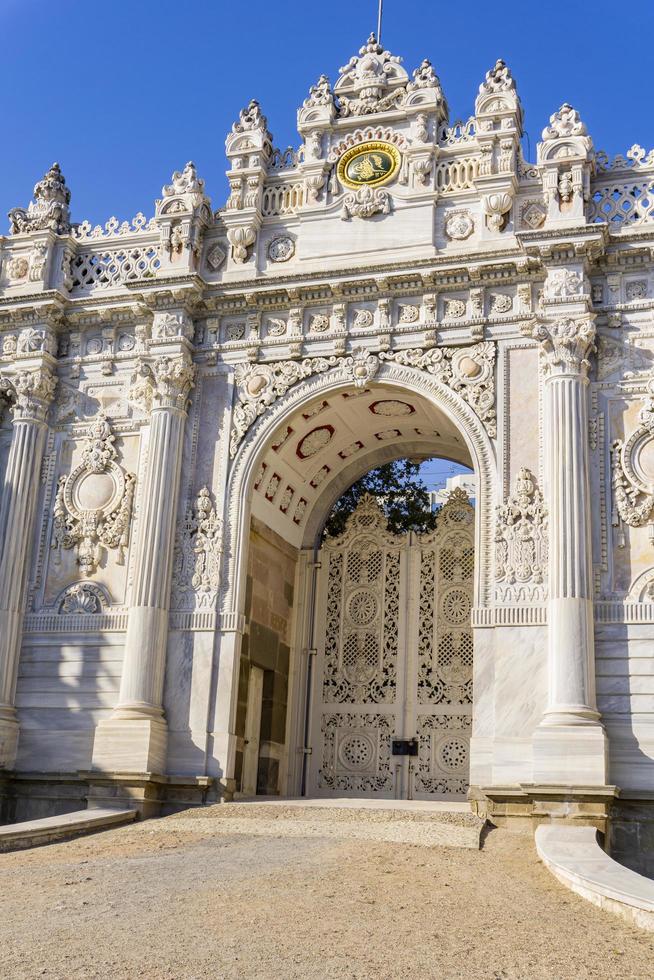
6, 256, 28, 281
343, 348, 379, 388
445, 211, 474, 240
522, 315, 596, 377
495, 468, 548, 602
521, 201, 546, 230
478, 58, 515, 94
17, 327, 56, 356
231, 356, 338, 456
611, 381, 654, 540
130, 354, 195, 412
267, 318, 287, 337
9, 163, 71, 235
303, 74, 334, 110
309, 313, 330, 333
489, 293, 513, 315
58, 582, 106, 614
542, 103, 587, 141
205, 243, 226, 271
0, 365, 57, 421
268, 236, 295, 262
398, 304, 419, 323
227, 225, 256, 263
51, 413, 136, 575
171, 487, 221, 608
231, 99, 272, 145
341, 186, 391, 220
483, 191, 513, 232
544, 268, 584, 300
335, 34, 408, 118
444, 299, 466, 319
379, 342, 497, 437
353, 309, 374, 328
162, 161, 205, 201
151, 311, 193, 341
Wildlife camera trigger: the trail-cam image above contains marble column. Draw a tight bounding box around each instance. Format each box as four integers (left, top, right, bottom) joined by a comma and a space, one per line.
0, 364, 56, 768
529, 313, 608, 784
92, 349, 194, 773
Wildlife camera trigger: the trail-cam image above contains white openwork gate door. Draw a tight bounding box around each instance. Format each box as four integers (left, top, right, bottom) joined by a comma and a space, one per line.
307, 489, 474, 800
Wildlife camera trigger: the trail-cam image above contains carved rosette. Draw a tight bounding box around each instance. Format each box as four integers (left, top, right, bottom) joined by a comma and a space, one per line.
0, 365, 57, 421
130, 354, 195, 412
495, 468, 548, 602
611, 381, 654, 543
51, 413, 136, 575
522, 316, 596, 378
171, 487, 222, 609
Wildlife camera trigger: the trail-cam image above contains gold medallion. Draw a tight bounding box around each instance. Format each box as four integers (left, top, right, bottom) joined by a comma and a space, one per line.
336, 141, 401, 190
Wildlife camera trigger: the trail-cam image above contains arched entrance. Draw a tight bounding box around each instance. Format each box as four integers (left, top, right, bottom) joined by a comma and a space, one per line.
221, 362, 496, 800
306, 489, 474, 800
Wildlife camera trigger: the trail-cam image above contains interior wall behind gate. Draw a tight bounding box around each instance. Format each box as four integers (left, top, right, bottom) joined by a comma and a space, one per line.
236, 517, 298, 794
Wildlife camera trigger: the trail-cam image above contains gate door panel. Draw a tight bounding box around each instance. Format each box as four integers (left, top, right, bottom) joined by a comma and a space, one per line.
307, 489, 474, 800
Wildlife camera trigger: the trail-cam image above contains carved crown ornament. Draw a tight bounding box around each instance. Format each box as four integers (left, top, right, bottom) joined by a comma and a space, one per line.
128, 353, 195, 413
495, 467, 548, 603
8, 162, 71, 235
611, 379, 654, 546
51, 413, 136, 576
229, 341, 496, 457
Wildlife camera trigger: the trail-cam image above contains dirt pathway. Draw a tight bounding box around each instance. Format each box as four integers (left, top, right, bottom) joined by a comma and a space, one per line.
0, 816, 651, 979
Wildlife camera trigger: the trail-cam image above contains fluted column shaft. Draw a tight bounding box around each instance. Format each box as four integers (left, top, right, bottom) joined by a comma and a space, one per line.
92, 347, 194, 774
543, 369, 598, 724
526, 309, 607, 785
0, 363, 56, 768
116, 404, 186, 714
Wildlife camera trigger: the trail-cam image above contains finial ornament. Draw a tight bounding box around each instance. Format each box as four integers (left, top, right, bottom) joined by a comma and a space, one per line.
8, 162, 71, 235
479, 58, 516, 94
541, 103, 588, 141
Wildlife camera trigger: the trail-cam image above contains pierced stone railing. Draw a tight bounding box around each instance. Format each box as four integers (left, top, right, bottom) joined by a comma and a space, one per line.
595, 144, 654, 173
438, 118, 476, 146
70, 243, 161, 292
588, 177, 654, 227
269, 146, 303, 171
72, 212, 156, 240
434, 156, 480, 193
261, 181, 306, 216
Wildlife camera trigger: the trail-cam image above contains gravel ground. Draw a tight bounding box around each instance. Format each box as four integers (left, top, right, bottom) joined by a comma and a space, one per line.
0, 813, 652, 980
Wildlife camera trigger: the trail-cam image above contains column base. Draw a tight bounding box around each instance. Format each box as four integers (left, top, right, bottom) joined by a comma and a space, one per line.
533, 722, 608, 785
476, 782, 618, 835
91, 715, 168, 774
0, 712, 19, 770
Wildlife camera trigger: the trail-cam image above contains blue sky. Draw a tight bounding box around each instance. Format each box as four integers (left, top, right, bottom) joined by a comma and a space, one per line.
1, 0, 651, 228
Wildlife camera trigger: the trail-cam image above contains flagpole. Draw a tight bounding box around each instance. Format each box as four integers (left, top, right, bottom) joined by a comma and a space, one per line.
377, 0, 383, 45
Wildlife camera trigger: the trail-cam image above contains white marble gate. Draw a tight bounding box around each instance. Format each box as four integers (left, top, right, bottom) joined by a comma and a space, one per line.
307, 489, 474, 800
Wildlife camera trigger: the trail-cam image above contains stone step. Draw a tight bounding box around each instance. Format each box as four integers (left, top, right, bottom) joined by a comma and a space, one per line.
158, 798, 485, 849
0, 807, 136, 853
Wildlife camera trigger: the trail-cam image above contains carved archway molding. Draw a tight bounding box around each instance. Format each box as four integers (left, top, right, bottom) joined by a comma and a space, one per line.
221, 359, 497, 619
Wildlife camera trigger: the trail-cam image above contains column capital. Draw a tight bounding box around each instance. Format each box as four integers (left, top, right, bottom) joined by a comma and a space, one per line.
0, 363, 57, 421
130, 351, 195, 412
521, 314, 596, 379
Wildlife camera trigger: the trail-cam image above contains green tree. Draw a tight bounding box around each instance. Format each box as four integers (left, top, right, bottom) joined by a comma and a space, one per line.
323, 458, 438, 539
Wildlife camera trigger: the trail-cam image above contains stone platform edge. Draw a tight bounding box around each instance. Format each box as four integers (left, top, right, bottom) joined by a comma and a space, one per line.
0, 807, 136, 853
535, 824, 654, 931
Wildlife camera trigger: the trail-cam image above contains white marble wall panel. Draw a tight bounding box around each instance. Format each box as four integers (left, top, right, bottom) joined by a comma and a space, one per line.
164, 631, 215, 775
14, 635, 124, 771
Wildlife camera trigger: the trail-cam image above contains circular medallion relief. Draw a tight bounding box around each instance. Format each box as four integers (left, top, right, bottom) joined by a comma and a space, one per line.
70, 468, 121, 515
437, 736, 468, 773
441, 587, 472, 625
338, 733, 374, 771
347, 589, 379, 627
626, 431, 654, 491
337, 141, 401, 190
